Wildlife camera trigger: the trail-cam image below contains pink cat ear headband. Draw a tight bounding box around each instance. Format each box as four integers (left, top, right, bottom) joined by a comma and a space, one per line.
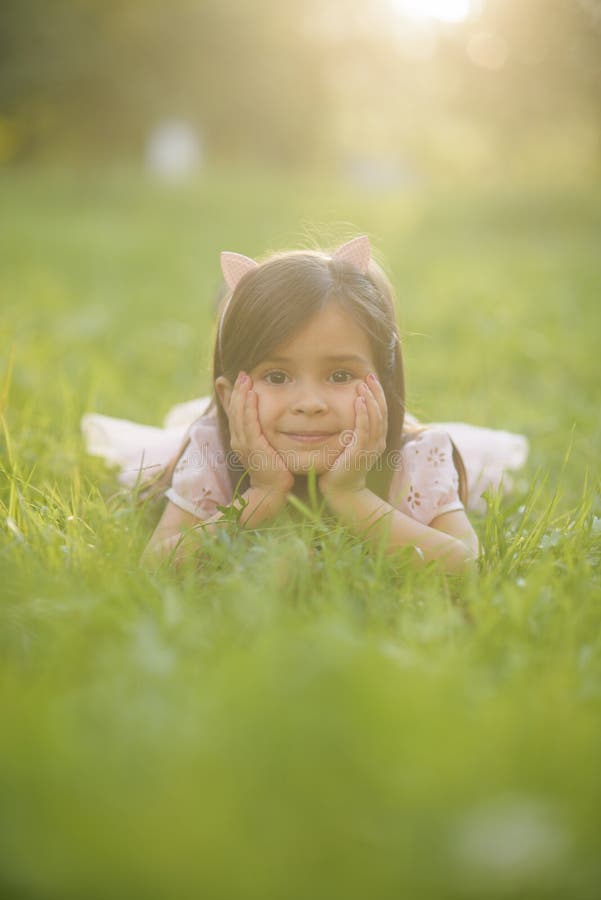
220, 234, 371, 292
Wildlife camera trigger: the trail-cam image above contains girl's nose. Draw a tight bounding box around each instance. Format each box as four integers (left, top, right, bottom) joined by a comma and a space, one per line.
291, 385, 328, 415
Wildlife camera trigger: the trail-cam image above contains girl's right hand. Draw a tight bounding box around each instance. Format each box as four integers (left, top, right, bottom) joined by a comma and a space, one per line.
228, 372, 295, 495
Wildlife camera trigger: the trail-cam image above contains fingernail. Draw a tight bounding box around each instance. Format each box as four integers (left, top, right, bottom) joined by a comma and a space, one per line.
239, 373, 248, 384
367, 373, 378, 383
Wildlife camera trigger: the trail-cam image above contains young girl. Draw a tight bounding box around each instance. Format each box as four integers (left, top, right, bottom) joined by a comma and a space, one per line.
82, 236, 529, 574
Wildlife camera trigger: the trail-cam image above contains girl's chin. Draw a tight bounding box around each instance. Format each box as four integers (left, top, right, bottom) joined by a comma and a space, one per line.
289, 462, 329, 476
275, 449, 333, 476
286, 457, 329, 476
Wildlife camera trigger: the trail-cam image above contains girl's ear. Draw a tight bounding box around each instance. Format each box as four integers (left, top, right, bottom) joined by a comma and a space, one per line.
215, 376, 233, 415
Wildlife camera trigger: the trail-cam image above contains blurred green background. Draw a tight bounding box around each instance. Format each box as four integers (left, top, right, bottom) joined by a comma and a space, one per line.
1, 0, 601, 180
1, 3, 601, 900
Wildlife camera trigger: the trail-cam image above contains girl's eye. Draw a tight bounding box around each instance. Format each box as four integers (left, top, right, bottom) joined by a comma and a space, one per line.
264, 370, 289, 385
330, 370, 355, 384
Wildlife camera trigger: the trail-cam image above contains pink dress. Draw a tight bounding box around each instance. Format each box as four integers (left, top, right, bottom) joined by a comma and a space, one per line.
81, 397, 529, 522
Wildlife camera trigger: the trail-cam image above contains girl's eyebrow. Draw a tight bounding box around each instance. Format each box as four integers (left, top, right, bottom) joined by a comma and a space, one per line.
264, 354, 370, 366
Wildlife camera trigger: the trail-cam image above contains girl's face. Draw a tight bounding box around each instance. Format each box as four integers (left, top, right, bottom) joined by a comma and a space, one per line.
218, 300, 379, 475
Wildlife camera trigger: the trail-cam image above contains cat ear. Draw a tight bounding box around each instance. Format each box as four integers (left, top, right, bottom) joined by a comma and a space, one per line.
220, 251, 259, 291
332, 235, 371, 273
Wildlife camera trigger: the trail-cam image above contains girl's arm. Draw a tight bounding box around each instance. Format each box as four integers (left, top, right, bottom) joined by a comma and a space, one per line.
141, 500, 202, 567
142, 372, 295, 568
141, 486, 288, 567
428, 508, 479, 558
321, 487, 478, 575
317, 375, 478, 574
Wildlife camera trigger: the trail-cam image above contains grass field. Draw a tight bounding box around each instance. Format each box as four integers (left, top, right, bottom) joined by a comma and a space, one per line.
1, 166, 600, 899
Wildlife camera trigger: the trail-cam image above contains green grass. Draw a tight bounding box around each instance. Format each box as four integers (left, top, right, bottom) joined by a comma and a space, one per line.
1, 165, 600, 900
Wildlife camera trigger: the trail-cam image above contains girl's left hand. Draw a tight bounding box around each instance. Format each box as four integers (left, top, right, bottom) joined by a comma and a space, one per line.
318, 373, 388, 496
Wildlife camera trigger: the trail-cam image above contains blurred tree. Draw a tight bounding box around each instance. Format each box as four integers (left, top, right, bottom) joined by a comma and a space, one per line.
0, 0, 332, 164
442, 0, 601, 161
0, 0, 599, 173
320, 0, 601, 176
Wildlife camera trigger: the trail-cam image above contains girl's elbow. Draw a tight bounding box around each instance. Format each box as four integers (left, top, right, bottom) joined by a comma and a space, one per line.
405, 541, 478, 574
446, 528, 479, 574
140, 533, 181, 568
447, 543, 479, 575
425, 538, 478, 575
140, 539, 166, 568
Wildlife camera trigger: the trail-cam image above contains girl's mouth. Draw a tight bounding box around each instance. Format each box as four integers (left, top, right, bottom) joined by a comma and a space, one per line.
283, 432, 335, 444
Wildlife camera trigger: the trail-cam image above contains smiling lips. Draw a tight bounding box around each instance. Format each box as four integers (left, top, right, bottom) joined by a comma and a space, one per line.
283, 432, 335, 444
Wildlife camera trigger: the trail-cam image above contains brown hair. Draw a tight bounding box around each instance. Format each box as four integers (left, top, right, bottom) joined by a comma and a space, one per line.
145, 245, 468, 507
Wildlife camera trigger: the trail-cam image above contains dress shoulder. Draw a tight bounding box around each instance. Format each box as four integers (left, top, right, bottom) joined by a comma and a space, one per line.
388, 427, 464, 526
165, 414, 232, 519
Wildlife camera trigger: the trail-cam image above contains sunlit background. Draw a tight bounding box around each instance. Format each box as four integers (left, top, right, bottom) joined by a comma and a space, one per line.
393, 0, 473, 23
1, 0, 600, 181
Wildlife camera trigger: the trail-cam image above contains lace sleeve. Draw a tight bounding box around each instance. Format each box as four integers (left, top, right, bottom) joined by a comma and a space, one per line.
388, 428, 465, 526
165, 418, 232, 519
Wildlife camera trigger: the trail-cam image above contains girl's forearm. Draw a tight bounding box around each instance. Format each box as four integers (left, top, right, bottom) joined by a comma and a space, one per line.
141, 487, 287, 568
322, 487, 476, 574
238, 486, 288, 527
140, 530, 196, 568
